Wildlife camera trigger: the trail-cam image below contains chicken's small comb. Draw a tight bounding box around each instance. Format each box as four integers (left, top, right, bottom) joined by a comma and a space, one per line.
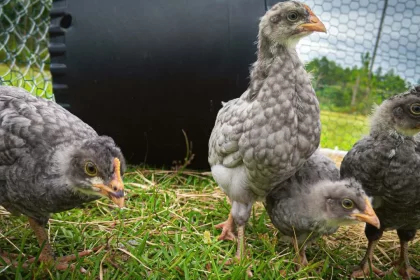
113, 158, 122, 181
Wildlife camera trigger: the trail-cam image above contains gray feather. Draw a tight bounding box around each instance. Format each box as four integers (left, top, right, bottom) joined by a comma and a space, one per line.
0, 86, 125, 226
266, 151, 368, 245
341, 86, 420, 230
208, 1, 321, 227
265, 151, 339, 243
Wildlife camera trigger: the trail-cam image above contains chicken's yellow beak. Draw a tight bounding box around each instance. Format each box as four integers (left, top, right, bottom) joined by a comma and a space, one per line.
299, 5, 327, 33
351, 197, 380, 229
93, 158, 125, 208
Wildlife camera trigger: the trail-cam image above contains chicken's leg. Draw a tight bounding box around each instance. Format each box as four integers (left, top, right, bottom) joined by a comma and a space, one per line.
28, 217, 98, 271
0, 218, 55, 268
0, 251, 25, 267
230, 200, 252, 261
298, 247, 308, 267
28, 217, 55, 263
292, 237, 308, 269
390, 229, 420, 280
352, 224, 385, 278
236, 225, 246, 260
235, 225, 253, 277
215, 213, 236, 241
223, 201, 253, 277
223, 224, 247, 264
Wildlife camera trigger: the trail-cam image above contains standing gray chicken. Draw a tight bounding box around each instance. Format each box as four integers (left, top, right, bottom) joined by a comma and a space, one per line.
265, 151, 380, 268
208, 1, 326, 261
0, 86, 125, 270
341, 86, 420, 279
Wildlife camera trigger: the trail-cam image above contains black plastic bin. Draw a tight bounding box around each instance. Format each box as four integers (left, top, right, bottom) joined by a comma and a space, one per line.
50, 0, 267, 169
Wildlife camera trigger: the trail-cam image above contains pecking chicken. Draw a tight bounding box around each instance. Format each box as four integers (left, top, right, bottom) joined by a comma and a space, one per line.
0, 86, 125, 271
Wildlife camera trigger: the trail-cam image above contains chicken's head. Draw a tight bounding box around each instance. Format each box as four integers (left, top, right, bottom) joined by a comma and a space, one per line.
259, 1, 326, 47
63, 136, 126, 208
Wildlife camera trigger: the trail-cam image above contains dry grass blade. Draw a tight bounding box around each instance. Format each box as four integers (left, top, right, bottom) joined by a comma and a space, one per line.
99, 251, 110, 280
117, 248, 151, 271
1, 154, 418, 279
0, 232, 25, 257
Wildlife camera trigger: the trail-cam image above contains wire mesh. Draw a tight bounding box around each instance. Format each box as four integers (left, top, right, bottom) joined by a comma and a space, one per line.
268, 0, 420, 151
0, 0, 53, 99
1, 0, 419, 152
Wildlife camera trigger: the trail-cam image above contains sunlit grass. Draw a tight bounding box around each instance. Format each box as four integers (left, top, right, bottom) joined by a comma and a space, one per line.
1, 167, 416, 279
0, 64, 53, 100
0, 64, 368, 152
320, 110, 369, 151
0, 70, 405, 279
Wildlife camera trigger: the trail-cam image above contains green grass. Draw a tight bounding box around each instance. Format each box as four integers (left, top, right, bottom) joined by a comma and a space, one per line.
0, 168, 417, 279
0, 64, 53, 99
0, 63, 367, 151
320, 110, 369, 151
0, 73, 407, 279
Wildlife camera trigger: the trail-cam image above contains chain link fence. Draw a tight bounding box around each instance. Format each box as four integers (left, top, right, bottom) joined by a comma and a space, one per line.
1, 0, 419, 152
280, 0, 419, 152
0, 0, 53, 99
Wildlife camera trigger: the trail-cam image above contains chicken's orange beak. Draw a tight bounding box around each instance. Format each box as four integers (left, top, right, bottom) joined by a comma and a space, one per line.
351, 197, 380, 229
93, 158, 125, 208
299, 5, 327, 33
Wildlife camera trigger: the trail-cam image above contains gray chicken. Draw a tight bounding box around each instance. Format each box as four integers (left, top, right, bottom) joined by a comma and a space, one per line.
341, 86, 420, 279
0, 86, 125, 270
208, 1, 326, 262
265, 151, 380, 267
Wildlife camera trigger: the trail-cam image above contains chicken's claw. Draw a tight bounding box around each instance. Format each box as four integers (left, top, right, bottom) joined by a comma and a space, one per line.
215, 214, 236, 241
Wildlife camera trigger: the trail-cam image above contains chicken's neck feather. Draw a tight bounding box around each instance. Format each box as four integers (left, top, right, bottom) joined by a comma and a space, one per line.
245, 35, 307, 106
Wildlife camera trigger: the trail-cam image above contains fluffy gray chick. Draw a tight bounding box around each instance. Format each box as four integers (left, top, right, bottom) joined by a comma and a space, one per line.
0, 86, 125, 270
265, 151, 380, 268
208, 1, 325, 261
341, 86, 420, 280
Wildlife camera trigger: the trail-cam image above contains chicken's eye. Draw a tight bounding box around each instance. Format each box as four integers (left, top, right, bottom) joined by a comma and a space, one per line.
410, 103, 420, 115
84, 161, 98, 177
341, 198, 354, 209
287, 11, 299, 22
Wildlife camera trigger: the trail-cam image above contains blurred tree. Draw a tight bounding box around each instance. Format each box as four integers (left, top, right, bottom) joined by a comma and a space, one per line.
307, 53, 409, 115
